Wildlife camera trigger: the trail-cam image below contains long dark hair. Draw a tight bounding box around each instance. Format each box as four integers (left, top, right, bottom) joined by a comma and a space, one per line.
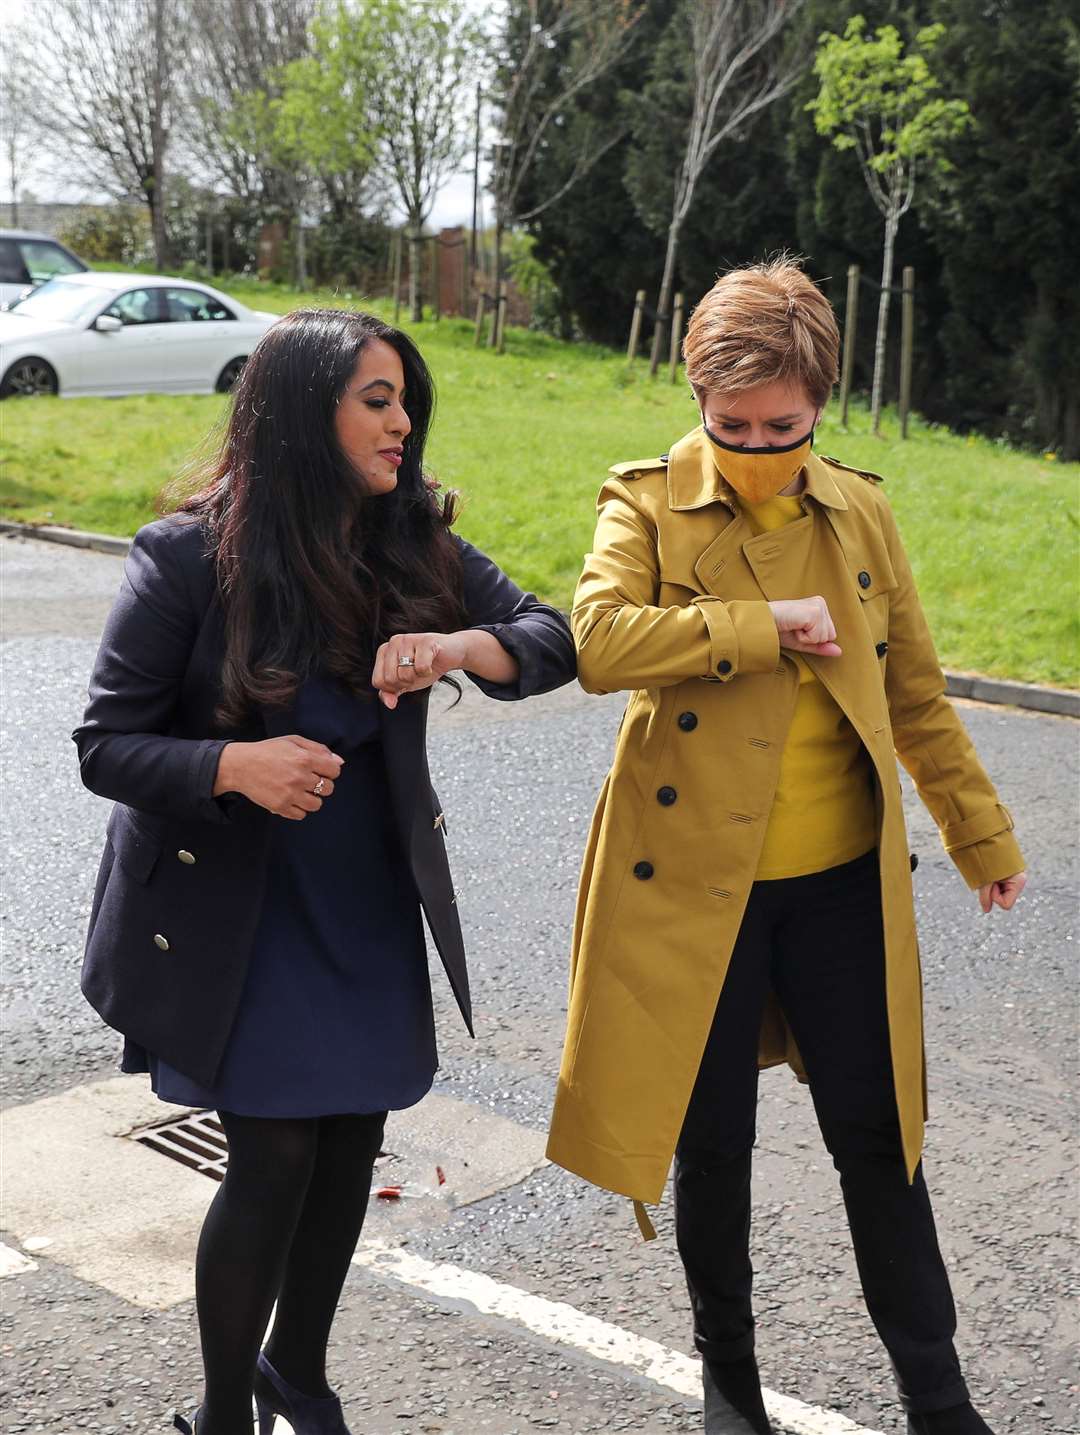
180, 309, 467, 727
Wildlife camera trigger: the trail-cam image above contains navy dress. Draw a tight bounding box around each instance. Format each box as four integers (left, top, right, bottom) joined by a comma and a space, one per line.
123, 674, 435, 1116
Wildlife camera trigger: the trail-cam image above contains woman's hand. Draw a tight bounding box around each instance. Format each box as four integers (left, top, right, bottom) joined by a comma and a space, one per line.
213, 736, 343, 820
768, 597, 842, 657
372, 632, 470, 710
977, 871, 1027, 913
372, 630, 518, 709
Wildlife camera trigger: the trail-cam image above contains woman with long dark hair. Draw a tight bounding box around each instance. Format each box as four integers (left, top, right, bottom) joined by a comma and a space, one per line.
74, 308, 576, 1435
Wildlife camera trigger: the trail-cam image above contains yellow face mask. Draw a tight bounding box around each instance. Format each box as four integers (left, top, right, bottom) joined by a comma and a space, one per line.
704, 424, 815, 505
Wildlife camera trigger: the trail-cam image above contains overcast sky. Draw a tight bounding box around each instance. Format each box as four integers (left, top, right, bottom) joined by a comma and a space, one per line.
3, 0, 490, 232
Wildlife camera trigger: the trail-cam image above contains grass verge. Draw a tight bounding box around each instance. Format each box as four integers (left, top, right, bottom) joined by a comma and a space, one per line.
2, 278, 1077, 687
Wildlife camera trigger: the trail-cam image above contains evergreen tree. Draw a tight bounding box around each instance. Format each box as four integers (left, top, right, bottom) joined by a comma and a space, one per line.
925, 0, 1080, 458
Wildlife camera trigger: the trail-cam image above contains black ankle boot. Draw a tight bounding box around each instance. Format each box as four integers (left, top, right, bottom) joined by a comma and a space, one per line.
907, 1403, 994, 1435
702, 1354, 773, 1434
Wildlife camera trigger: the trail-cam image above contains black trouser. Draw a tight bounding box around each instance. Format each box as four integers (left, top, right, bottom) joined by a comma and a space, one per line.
674, 850, 969, 1415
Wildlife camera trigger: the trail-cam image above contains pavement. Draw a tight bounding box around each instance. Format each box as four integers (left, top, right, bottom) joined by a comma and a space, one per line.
1, 531, 1076, 1435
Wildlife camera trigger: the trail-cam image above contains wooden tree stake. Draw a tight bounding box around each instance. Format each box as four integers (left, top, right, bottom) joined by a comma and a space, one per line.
839, 264, 859, 428
627, 289, 646, 364
668, 292, 685, 383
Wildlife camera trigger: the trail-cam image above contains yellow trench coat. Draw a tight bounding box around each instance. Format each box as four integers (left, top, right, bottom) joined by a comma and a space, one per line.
546, 427, 1024, 1217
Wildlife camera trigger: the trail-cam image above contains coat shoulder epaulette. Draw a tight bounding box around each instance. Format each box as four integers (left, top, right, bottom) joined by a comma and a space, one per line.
608, 455, 669, 481
819, 454, 885, 485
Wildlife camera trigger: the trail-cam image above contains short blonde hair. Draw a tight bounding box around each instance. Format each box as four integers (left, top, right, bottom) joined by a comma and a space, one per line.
683, 256, 839, 408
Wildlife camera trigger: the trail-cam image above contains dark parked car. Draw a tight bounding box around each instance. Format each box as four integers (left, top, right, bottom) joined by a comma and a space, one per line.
0, 230, 88, 308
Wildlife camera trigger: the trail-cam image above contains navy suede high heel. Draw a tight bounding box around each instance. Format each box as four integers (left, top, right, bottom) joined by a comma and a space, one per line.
172, 1412, 201, 1435
253, 1353, 350, 1435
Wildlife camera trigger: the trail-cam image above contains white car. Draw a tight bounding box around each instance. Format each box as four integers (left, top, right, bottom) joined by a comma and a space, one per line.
0, 272, 278, 399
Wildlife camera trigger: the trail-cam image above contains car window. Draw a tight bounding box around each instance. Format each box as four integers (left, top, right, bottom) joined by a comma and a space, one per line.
164, 287, 235, 322
17, 240, 84, 284
0, 239, 29, 285
8, 277, 108, 323
102, 288, 163, 326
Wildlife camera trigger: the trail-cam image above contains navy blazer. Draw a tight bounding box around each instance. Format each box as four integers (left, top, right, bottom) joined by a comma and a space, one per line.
74, 516, 576, 1087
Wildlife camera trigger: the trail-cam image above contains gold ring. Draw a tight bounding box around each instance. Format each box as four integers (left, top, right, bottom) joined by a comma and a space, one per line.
313, 777, 327, 796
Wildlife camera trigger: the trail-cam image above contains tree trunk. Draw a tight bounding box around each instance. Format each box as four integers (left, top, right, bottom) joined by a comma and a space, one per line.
7, 138, 17, 226
150, 0, 169, 270
409, 223, 423, 323
871, 210, 898, 435
144, 181, 166, 270
649, 218, 681, 377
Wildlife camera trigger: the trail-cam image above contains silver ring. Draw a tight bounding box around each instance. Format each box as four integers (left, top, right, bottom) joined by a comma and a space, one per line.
313, 777, 327, 796
397, 655, 415, 668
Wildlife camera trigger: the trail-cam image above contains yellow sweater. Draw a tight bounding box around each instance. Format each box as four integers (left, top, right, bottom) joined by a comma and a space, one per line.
739, 492, 877, 879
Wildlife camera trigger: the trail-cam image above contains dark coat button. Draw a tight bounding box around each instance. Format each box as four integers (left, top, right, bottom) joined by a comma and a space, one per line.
858, 570, 872, 589
678, 711, 698, 732
876, 641, 889, 658
633, 861, 654, 880
657, 786, 677, 806
910, 853, 919, 872
717, 659, 733, 675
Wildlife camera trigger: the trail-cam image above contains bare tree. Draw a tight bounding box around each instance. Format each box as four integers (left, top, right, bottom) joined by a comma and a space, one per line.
376, 0, 483, 321
646, 0, 804, 375
180, 0, 316, 218
489, 0, 645, 331
25, 0, 178, 267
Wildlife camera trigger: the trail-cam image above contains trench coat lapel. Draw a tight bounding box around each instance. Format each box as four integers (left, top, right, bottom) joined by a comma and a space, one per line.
692, 515, 756, 598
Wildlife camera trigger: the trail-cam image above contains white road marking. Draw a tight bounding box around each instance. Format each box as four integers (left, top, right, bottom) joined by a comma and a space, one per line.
353, 1241, 883, 1435
0, 1242, 37, 1277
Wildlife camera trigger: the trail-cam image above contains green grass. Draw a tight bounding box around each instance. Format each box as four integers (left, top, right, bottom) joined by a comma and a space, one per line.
2, 276, 1077, 687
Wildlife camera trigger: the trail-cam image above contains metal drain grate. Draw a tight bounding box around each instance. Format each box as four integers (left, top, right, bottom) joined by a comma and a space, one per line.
133, 1110, 229, 1181
133, 1112, 398, 1185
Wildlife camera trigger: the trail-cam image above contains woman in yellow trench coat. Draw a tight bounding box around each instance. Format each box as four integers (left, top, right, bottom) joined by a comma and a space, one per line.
546, 258, 1026, 1435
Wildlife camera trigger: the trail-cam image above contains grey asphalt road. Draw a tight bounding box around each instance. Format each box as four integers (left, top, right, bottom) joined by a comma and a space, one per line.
1, 531, 1076, 1435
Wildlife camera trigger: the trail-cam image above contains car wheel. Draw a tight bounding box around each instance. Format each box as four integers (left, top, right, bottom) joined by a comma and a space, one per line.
215, 357, 247, 393
0, 357, 59, 398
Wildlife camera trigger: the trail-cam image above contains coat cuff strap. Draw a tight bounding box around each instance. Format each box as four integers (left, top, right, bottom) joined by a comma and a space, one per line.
696, 598, 778, 682
941, 803, 1014, 852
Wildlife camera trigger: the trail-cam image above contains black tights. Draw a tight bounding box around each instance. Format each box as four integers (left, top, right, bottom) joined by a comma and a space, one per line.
194, 1109, 386, 1434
